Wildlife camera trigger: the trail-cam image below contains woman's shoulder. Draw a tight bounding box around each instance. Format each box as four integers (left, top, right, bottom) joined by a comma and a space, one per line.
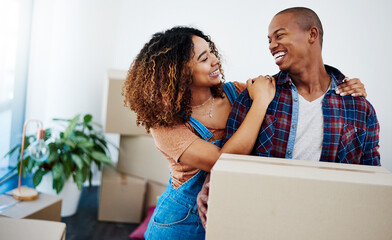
151, 124, 193, 139
151, 124, 200, 162
231, 81, 246, 94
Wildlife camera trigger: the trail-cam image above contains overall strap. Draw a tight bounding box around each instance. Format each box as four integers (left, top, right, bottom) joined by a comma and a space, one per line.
187, 116, 213, 141
186, 82, 238, 142
222, 82, 239, 105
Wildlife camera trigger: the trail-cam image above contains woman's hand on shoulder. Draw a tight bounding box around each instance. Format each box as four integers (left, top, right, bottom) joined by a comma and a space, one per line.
336, 77, 367, 97
247, 75, 276, 107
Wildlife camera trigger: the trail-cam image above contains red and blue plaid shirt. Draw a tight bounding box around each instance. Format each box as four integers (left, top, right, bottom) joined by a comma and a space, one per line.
223, 65, 380, 166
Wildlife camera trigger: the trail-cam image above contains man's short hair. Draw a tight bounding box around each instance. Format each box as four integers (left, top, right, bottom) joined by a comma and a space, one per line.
276, 7, 324, 47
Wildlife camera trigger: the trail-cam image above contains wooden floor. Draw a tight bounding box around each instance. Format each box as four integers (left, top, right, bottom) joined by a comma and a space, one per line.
62, 186, 139, 240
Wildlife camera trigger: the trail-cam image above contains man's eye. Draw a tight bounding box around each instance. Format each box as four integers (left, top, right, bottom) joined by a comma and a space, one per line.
277, 34, 284, 39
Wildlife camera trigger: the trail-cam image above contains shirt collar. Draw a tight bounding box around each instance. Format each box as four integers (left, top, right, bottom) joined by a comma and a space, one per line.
273, 64, 346, 90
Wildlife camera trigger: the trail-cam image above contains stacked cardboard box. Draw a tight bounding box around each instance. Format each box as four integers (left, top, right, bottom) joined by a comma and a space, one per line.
206, 153, 392, 240
99, 69, 169, 223
0, 192, 62, 222
0, 218, 66, 240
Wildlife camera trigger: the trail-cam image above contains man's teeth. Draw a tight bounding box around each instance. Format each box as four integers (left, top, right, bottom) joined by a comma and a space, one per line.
274, 52, 286, 60
209, 69, 219, 76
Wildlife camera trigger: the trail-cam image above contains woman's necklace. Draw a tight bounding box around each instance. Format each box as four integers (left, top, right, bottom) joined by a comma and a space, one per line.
192, 97, 215, 118
191, 95, 212, 108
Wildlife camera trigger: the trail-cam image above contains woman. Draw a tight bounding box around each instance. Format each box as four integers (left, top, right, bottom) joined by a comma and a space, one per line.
122, 26, 367, 239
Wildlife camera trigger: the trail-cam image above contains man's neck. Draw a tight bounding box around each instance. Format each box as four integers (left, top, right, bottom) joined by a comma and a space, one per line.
289, 62, 331, 102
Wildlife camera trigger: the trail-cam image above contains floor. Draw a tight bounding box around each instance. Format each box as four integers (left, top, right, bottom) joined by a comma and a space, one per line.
62, 186, 139, 240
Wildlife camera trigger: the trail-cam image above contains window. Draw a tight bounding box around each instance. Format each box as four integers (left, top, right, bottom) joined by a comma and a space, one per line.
0, 0, 32, 169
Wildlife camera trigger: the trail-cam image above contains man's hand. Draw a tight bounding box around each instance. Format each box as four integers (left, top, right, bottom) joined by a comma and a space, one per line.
197, 174, 211, 229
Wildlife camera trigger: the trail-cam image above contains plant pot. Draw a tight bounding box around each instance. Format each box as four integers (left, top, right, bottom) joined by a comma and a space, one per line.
36, 173, 82, 217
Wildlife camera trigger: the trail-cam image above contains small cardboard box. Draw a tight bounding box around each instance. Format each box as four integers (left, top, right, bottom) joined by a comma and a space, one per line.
143, 180, 166, 218
0, 217, 66, 240
102, 69, 147, 136
117, 135, 170, 185
98, 165, 146, 223
206, 154, 392, 240
0, 192, 62, 222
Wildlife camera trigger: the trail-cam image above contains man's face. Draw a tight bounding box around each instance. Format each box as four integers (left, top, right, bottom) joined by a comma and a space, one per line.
268, 13, 310, 73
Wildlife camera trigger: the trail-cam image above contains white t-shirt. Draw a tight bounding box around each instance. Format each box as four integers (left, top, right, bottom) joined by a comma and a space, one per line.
292, 91, 327, 161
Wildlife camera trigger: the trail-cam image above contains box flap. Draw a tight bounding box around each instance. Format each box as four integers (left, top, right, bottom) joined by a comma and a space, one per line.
0, 218, 65, 240
214, 154, 392, 186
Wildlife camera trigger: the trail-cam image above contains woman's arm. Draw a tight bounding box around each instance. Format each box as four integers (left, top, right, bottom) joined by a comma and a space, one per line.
179, 75, 276, 172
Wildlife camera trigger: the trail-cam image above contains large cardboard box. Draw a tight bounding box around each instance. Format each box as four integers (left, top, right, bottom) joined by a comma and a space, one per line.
117, 135, 170, 185
0, 217, 66, 240
102, 69, 147, 136
206, 154, 392, 240
98, 165, 146, 223
0, 192, 62, 222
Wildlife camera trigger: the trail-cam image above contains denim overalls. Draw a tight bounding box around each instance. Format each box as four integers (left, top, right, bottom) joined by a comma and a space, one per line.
144, 82, 239, 240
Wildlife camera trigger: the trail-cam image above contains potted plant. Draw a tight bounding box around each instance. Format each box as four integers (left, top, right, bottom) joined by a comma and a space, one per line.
4, 113, 115, 216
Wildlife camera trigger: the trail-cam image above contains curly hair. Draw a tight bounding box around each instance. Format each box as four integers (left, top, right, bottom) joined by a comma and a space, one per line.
122, 26, 225, 133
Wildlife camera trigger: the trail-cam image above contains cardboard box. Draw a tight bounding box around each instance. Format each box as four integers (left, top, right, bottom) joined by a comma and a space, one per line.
117, 135, 170, 185
98, 165, 146, 223
206, 154, 392, 240
0, 217, 66, 240
143, 180, 166, 218
102, 69, 147, 136
0, 192, 62, 222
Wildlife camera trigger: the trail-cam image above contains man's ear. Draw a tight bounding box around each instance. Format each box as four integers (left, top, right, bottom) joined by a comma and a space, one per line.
308, 26, 319, 44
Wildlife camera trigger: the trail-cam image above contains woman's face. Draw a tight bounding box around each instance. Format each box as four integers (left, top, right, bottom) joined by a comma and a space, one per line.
188, 36, 221, 89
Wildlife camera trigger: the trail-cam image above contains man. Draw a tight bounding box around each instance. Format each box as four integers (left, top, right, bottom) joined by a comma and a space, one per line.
197, 6, 380, 228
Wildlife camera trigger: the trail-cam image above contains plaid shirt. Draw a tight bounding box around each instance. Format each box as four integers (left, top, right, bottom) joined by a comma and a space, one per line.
223, 65, 380, 166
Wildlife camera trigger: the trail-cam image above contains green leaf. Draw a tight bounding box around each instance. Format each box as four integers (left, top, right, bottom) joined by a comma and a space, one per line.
53, 176, 65, 194
90, 151, 112, 165
64, 114, 80, 139
27, 156, 35, 172
81, 155, 91, 167
71, 154, 84, 170
74, 170, 84, 190
65, 140, 76, 149
47, 151, 59, 164
44, 128, 52, 140
63, 157, 72, 179
83, 114, 92, 123
3, 144, 20, 158
52, 163, 64, 180
33, 169, 47, 187
53, 118, 72, 122
77, 141, 94, 149
73, 136, 88, 143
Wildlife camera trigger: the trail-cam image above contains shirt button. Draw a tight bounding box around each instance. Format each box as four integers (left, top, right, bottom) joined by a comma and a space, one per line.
292, 124, 296, 129
287, 151, 292, 155
294, 98, 298, 102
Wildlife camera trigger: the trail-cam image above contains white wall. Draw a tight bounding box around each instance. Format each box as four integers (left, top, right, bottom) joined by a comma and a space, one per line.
26, 0, 392, 171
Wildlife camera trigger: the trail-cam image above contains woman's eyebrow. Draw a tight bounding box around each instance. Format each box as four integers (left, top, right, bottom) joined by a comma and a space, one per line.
197, 50, 207, 61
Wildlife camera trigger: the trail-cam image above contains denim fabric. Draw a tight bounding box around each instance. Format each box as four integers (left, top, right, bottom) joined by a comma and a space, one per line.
144, 170, 207, 240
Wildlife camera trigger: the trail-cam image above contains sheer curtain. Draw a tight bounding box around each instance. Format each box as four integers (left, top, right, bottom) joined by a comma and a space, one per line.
0, 0, 32, 169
